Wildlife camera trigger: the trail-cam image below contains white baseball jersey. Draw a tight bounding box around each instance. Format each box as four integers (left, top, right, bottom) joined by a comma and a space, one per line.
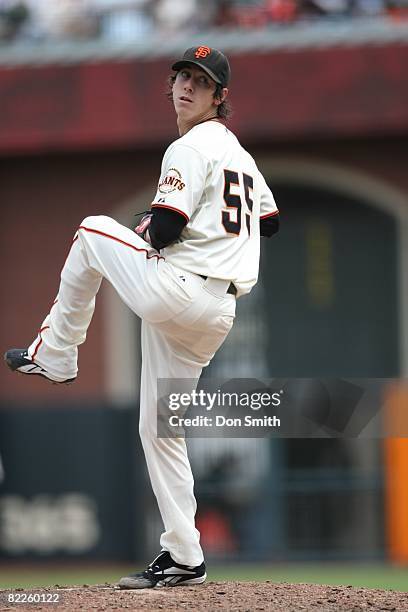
151, 121, 278, 298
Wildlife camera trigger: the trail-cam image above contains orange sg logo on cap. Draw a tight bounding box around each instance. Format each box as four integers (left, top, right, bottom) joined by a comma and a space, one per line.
195, 46, 211, 59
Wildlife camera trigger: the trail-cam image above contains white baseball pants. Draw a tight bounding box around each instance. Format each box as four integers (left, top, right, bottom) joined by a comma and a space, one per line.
28, 215, 236, 566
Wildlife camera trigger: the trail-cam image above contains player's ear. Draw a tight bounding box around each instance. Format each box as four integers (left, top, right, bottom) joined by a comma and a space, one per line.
215, 87, 228, 106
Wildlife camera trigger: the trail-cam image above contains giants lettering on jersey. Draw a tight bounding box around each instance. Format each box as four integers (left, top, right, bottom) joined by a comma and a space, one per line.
159, 168, 186, 194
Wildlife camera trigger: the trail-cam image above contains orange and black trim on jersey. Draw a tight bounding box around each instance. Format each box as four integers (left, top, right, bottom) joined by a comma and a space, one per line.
260, 210, 279, 219
260, 209, 280, 237
151, 203, 190, 222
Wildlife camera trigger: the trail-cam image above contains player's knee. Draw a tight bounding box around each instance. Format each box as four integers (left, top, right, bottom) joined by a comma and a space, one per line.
79, 215, 111, 231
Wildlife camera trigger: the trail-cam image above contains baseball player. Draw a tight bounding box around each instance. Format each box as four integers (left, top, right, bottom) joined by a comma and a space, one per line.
4, 46, 279, 588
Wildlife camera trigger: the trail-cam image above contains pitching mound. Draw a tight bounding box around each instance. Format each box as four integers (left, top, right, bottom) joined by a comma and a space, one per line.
1, 581, 408, 611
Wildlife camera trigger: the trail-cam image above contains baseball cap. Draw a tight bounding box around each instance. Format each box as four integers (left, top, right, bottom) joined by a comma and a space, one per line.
172, 46, 231, 88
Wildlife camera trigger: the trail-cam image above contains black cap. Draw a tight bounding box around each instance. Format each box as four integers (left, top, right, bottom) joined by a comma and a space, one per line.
172, 46, 231, 88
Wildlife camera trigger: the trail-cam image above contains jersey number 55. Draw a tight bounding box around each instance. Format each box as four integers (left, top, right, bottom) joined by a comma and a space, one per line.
222, 169, 253, 236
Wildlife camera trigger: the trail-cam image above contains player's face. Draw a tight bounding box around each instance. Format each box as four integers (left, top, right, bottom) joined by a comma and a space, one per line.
173, 65, 224, 126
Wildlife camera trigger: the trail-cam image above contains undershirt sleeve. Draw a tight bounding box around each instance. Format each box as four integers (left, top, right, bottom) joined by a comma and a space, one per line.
260, 213, 280, 238
148, 206, 187, 250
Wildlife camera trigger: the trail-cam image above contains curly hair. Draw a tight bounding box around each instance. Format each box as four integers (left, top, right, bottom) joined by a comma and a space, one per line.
166, 74, 233, 121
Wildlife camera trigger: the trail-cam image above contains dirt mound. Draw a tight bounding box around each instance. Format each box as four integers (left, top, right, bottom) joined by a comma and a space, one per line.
1, 581, 407, 611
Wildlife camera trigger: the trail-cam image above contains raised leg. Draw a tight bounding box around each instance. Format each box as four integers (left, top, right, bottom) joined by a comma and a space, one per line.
28, 215, 166, 380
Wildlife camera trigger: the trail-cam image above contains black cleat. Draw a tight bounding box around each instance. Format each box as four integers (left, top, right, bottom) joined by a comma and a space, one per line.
118, 551, 206, 589
4, 349, 75, 385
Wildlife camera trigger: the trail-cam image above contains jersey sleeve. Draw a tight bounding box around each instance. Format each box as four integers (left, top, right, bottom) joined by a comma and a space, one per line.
259, 172, 279, 220
151, 143, 209, 222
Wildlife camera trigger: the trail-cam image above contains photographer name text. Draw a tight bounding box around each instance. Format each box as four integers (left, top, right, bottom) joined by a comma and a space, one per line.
168, 415, 281, 428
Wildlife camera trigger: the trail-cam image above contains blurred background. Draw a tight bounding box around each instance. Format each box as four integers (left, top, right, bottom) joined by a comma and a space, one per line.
1, 0, 408, 590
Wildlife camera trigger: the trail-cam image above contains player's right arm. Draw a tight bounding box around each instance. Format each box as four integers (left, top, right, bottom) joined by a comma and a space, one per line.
259, 172, 279, 237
